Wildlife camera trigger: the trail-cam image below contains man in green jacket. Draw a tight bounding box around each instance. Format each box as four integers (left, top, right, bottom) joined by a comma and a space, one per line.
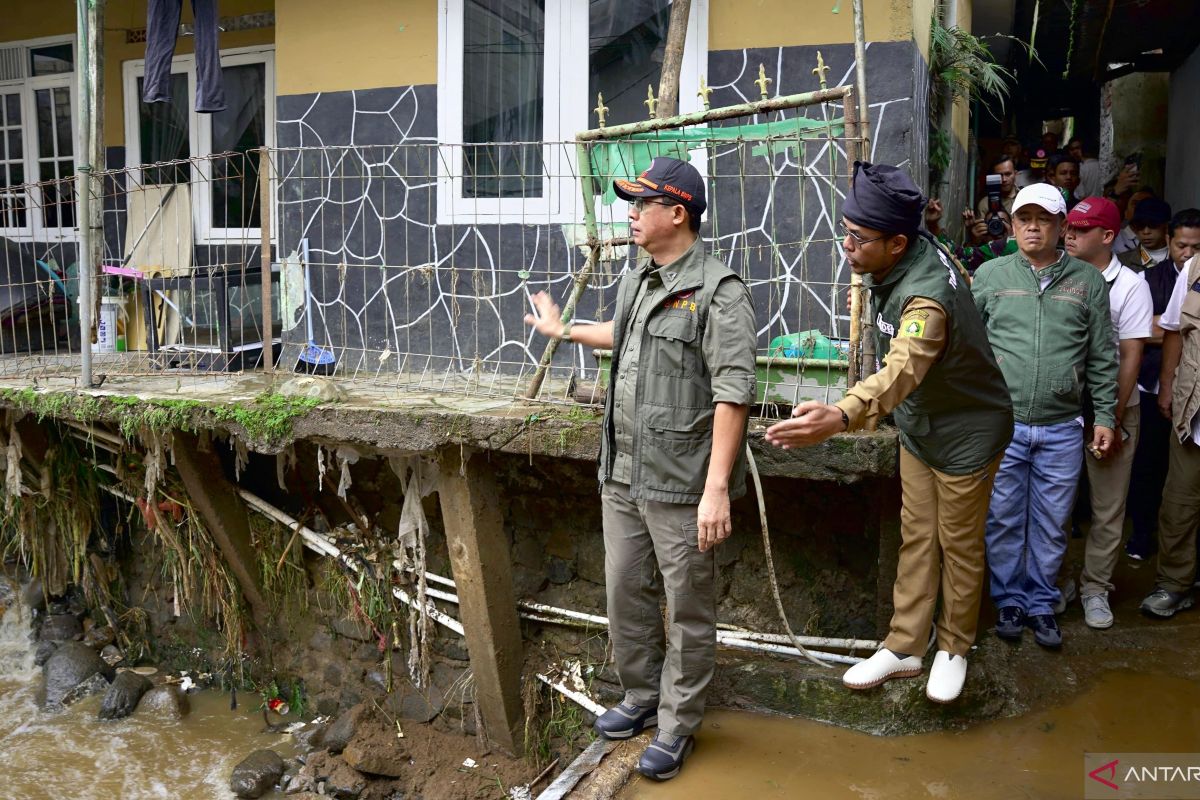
766, 162, 1012, 703
524, 157, 757, 781
971, 183, 1119, 649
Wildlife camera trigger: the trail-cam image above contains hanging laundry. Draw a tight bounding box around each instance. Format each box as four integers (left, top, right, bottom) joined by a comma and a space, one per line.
143, 0, 226, 113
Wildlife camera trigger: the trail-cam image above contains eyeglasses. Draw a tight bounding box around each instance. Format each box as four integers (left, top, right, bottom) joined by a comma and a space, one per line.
632, 197, 678, 213
838, 221, 886, 247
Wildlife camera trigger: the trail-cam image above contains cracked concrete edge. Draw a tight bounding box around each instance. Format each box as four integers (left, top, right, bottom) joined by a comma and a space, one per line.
0, 391, 898, 482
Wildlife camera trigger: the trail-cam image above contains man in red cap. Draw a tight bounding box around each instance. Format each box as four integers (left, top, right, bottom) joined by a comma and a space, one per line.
1063, 196, 1152, 628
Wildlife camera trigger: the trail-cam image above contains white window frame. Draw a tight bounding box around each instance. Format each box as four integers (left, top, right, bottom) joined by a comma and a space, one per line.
122, 45, 275, 244
437, 0, 708, 226
0, 34, 80, 241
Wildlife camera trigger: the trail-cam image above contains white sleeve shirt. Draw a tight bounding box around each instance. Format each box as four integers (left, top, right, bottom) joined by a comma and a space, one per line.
1158, 255, 1200, 442
1103, 258, 1153, 406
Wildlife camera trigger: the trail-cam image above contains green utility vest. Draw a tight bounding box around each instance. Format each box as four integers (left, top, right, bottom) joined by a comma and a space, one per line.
868, 236, 1014, 474
599, 246, 750, 504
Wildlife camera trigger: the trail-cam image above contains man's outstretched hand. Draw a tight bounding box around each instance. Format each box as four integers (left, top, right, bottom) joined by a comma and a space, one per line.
524, 291, 566, 339
764, 401, 847, 449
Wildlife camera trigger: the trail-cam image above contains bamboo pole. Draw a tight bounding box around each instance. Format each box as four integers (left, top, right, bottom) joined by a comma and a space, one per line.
655, 0, 692, 119
852, 0, 871, 158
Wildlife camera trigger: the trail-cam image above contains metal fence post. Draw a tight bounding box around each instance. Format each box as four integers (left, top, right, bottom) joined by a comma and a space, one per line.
259, 147, 274, 372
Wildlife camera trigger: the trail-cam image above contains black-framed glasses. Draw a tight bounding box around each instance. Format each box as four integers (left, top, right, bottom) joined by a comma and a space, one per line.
838, 220, 886, 247
632, 197, 678, 213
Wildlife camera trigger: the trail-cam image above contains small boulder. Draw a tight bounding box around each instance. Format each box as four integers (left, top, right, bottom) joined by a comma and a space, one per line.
322, 704, 375, 754
323, 760, 367, 799
278, 376, 346, 403
39, 614, 82, 643
383, 686, 444, 723
99, 671, 152, 720
19, 579, 45, 613
99, 645, 124, 667
343, 736, 407, 778
83, 625, 115, 649
34, 641, 58, 667
60, 673, 110, 707
136, 685, 190, 719
229, 749, 285, 799
43, 641, 106, 708
290, 721, 327, 752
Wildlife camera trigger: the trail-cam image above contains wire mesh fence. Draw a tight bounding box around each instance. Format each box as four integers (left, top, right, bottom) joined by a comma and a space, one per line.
0, 88, 867, 417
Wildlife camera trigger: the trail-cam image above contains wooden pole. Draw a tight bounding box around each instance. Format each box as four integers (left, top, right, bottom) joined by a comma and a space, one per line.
656, 0, 692, 119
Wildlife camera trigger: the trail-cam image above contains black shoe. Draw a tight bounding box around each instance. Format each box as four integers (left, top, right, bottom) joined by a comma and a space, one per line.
637, 732, 694, 781
593, 701, 657, 740
995, 607, 1026, 641
1028, 614, 1062, 649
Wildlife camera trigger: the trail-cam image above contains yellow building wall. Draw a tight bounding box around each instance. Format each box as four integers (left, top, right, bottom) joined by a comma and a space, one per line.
709, 0, 914, 49
275, 0, 437, 95
1, 0, 274, 147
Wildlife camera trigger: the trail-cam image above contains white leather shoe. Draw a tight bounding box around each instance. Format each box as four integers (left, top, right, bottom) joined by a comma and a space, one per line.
926, 650, 967, 703
842, 649, 923, 689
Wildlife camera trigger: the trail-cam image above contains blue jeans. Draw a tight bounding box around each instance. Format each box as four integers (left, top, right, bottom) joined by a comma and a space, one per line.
985, 420, 1084, 616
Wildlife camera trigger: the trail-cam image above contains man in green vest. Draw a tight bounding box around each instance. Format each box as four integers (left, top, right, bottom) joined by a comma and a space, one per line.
524, 157, 757, 780
766, 162, 1013, 703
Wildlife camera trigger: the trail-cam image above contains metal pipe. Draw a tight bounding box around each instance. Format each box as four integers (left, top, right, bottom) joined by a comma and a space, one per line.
576, 87, 852, 142
75, 0, 93, 388
258, 148, 274, 372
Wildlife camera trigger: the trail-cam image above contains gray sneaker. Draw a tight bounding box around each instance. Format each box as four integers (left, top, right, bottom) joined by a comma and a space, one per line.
1082, 593, 1114, 629
1053, 580, 1078, 615
1140, 587, 1195, 619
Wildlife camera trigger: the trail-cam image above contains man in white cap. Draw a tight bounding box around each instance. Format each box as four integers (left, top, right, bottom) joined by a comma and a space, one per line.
971, 183, 1119, 649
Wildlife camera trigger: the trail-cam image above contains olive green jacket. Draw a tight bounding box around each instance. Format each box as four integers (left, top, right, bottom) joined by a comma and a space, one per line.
971, 250, 1119, 428
599, 240, 757, 504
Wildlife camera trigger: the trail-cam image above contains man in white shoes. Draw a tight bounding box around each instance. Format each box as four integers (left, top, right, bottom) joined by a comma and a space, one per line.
766, 163, 1013, 703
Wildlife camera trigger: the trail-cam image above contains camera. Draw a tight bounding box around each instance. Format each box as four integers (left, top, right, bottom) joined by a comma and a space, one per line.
984, 174, 1006, 239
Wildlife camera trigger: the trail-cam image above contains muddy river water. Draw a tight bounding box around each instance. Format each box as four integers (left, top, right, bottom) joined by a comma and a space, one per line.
621, 671, 1200, 799
4, 593, 1199, 800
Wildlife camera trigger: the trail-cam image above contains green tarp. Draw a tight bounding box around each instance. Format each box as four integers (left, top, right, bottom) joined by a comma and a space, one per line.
588, 116, 845, 205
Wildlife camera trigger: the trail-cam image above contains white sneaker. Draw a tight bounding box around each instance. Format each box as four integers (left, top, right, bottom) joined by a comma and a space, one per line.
1053, 579, 1078, 615
842, 649, 923, 690
926, 650, 967, 704
1082, 593, 1114, 629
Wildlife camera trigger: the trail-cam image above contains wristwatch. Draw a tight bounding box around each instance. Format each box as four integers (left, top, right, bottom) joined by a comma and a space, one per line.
839, 408, 849, 431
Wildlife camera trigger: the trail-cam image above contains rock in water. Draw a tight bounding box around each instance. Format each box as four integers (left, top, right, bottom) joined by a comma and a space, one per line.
60, 674, 111, 707
83, 624, 115, 649
99, 645, 124, 667
43, 641, 106, 709
136, 685, 190, 719
39, 614, 82, 643
98, 671, 152, 720
229, 749, 285, 799
34, 641, 58, 667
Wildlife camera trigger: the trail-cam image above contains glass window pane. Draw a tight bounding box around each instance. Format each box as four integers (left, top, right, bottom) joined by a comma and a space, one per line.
54, 87, 72, 157
4, 93, 18, 123
589, 0, 670, 127
36, 89, 54, 158
138, 74, 191, 184
8, 130, 21, 161
211, 63, 266, 228
30, 44, 74, 76
462, 0, 545, 199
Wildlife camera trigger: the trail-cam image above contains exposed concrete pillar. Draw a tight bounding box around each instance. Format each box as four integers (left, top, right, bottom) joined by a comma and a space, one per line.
437, 447, 525, 755
173, 431, 272, 633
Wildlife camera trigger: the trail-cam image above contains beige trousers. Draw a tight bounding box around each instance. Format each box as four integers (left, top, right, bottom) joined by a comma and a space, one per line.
1156, 434, 1200, 592
886, 448, 1002, 658
1081, 403, 1141, 596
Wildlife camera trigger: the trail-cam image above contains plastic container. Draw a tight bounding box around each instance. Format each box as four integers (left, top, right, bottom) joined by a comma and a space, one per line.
93, 296, 122, 353
767, 330, 847, 360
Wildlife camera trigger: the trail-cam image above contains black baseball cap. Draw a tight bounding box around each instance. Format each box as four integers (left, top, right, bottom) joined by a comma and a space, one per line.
1131, 197, 1171, 226
613, 157, 707, 218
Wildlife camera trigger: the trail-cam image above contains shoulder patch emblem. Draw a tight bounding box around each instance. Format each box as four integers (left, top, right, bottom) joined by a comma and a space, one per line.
899, 318, 926, 338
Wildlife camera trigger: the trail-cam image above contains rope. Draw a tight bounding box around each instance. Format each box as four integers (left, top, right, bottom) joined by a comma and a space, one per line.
745, 442, 832, 668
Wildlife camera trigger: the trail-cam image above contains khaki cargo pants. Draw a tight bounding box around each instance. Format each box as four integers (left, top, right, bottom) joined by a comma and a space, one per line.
886, 448, 1002, 657
1156, 435, 1200, 592
601, 481, 716, 737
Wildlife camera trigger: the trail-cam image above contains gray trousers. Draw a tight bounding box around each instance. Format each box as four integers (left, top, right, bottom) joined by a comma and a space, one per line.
143, 0, 226, 113
601, 482, 716, 737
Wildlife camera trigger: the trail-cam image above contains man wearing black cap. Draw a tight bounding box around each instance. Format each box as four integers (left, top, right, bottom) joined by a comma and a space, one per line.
525, 157, 756, 781
765, 162, 1012, 703
1119, 197, 1172, 271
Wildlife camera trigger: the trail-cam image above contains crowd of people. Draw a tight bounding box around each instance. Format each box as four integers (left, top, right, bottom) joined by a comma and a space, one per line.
523, 152, 1199, 781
